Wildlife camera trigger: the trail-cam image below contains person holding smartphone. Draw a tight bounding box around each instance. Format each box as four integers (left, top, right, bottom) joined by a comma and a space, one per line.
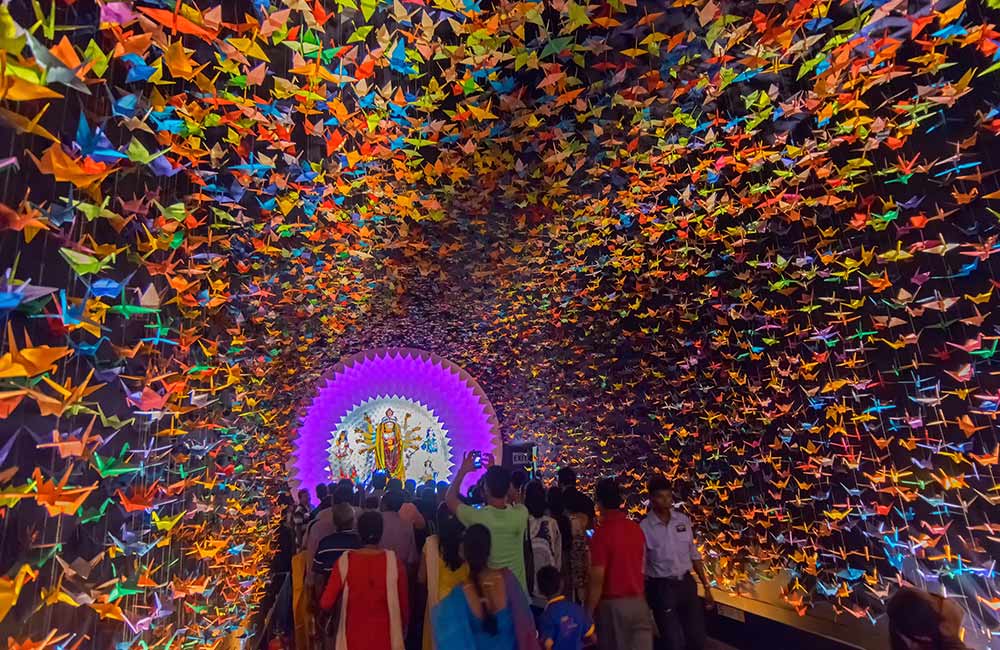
446, 450, 532, 592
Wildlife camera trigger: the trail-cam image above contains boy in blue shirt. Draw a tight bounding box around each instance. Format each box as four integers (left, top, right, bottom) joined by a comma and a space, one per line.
537, 565, 596, 650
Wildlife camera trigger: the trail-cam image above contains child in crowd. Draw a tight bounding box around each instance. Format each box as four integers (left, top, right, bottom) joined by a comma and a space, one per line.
536, 566, 595, 650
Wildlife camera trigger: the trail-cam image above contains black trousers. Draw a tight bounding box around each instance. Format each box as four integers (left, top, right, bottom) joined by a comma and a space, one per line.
645, 574, 706, 650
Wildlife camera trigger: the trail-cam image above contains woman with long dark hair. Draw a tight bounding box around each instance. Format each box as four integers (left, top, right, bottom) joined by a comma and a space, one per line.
319, 512, 409, 650
419, 503, 469, 650
887, 587, 969, 650
546, 486, 573, 599
564, 489, 593, 604
432, 524, 540, 649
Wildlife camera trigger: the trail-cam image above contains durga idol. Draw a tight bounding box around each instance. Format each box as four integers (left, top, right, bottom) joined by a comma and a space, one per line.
356, 408, 417, 481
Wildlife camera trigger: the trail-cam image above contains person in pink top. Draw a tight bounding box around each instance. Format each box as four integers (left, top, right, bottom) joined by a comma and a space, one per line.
379, 489, 419, 569
320, 511, 410, 650
400, 499, 427, 530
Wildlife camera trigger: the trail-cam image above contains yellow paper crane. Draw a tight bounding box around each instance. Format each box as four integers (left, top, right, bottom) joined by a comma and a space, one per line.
151, 511, 185, 533
0, 479, 32, 510
0, 564, 39, 623
35, 574, 81, 612
27, 368, 104, 417
0, 323, 71, 379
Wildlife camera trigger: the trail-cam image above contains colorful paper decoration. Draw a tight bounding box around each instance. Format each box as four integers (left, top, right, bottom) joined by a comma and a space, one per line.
1, 0, 1000, 647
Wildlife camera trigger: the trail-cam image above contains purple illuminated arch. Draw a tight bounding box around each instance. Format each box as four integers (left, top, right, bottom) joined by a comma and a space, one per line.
290, 348, 501, 495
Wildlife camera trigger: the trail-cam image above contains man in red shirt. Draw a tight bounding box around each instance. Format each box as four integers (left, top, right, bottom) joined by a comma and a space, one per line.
586, 477, 653, 650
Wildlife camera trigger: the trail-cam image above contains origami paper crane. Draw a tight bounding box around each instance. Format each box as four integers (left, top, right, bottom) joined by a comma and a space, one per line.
0, 564, 38, 624
0, 324, 71, 379
27, 369, 104, 417
35, 416, 102, 459
31, 467, 98, 517
115, 481, 160, 513
0, 0, 1000, 647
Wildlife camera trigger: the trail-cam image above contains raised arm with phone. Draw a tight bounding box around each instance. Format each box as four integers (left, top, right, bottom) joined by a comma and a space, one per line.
445, 450, 532, 591
445, 450, 480, 514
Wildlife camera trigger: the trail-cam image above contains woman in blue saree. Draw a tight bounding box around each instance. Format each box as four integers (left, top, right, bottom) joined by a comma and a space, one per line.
432, 524, 540, 650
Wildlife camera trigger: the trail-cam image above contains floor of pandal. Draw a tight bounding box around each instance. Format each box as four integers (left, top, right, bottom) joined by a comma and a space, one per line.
708, 639, 739, 650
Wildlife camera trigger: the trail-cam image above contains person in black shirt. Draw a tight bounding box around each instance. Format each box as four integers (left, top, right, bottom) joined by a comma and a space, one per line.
335, 478, 354, 506
333, 482, 355, 508
312, 503, 362, 594
557, 467, 578, 493
273, 501, 296, 574
309, 483, 329, 521
511, 469, 528, 502
265, 500, 297, 641
291, 489, 311, 549
416, 486, 438, 536
558, 466, 596, 527
369, 470, 389, 503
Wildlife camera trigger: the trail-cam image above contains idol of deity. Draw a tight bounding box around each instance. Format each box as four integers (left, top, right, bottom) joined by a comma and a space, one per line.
328, 430, 355, 480
420, 459, 437, 483
421, 429, 439, 454
356, 408, 421, 481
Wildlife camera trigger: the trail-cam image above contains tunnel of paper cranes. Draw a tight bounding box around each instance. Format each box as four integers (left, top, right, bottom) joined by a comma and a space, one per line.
0, 0, 999, 648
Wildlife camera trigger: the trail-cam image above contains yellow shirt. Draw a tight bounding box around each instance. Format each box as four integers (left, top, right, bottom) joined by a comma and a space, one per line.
437, 558, 469, 599
422, 537, 469, 650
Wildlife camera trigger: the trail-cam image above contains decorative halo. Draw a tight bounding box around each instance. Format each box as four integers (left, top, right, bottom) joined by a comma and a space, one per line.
290, 348, 501, 494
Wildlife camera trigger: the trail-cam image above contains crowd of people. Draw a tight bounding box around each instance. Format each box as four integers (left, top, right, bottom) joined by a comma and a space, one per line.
271, 451, 713, 650
272, 452, 972, 650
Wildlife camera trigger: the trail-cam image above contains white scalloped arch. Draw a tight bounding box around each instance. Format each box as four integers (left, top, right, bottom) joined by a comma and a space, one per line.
289, 348, 501, 493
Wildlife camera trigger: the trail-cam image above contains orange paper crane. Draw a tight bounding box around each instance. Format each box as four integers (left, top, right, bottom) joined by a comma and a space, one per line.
970, 445, 999, 466
32, 467, 98, 517
125, 385, 175, 412
116, 481, 161, 513
29, 141, 116, 191
0, 389, 26, 419
171, 575, 211, 598
88, 599, 125, 622
186, 539, 227, 561
6, 629, 75, 650
0, 323, 71, 379
977, 595, 1000, 612
136, 562, 166, 589
36, 416, 102, 459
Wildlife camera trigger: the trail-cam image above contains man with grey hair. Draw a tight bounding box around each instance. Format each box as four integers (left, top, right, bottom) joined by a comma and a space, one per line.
312, 503, 361, 590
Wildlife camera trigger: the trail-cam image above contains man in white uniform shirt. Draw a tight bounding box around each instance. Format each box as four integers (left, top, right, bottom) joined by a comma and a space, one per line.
641, 476, 715, 650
